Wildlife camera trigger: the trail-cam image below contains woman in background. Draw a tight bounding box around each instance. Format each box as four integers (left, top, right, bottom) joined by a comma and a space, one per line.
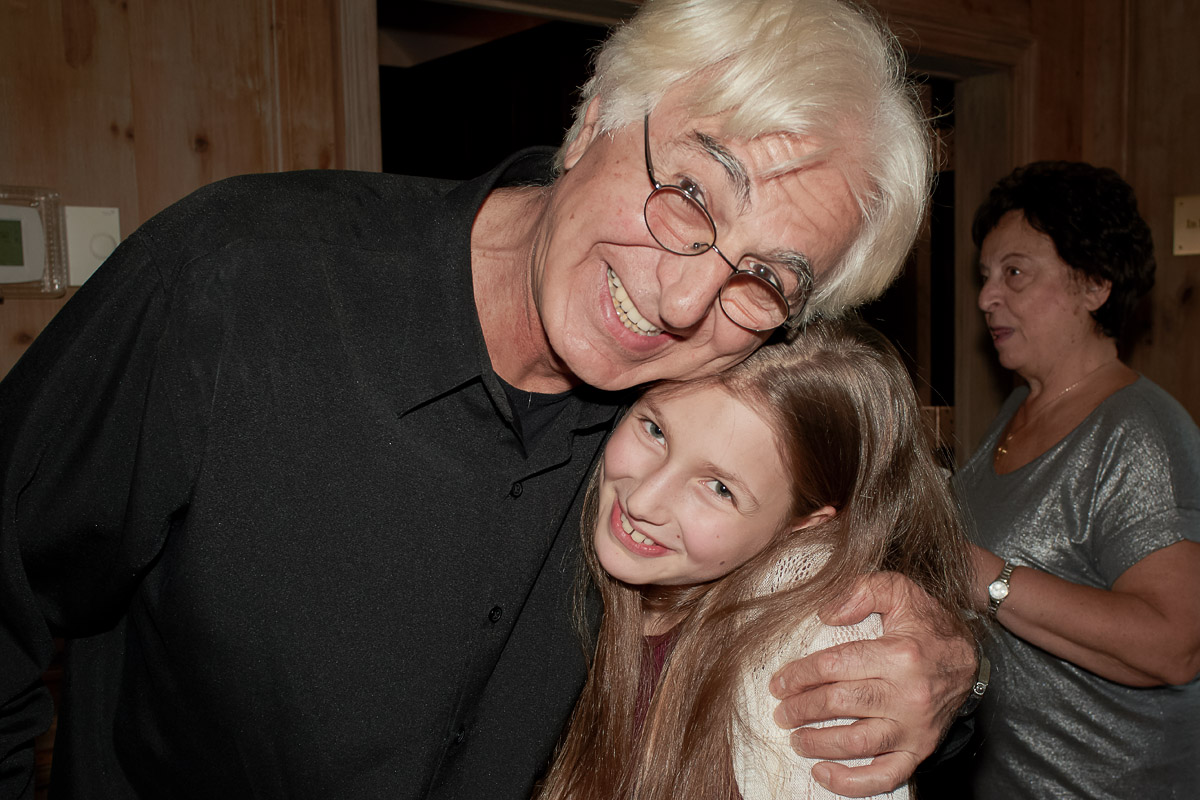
957, 161, 1200, 798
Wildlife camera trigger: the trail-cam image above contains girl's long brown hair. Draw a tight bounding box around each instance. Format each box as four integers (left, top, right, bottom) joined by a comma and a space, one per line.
537, 317, 982, 800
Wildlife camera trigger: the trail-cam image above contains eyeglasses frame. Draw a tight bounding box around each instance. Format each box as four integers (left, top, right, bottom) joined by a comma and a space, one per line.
640, 114, 807, 332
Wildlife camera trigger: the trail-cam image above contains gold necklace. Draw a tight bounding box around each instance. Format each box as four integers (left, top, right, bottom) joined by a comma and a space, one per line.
993, 360, 1116, 464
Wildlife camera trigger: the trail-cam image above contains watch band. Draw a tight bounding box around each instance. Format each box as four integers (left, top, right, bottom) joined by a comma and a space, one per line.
957, 651, 991, 717
987, 561, 1015, 617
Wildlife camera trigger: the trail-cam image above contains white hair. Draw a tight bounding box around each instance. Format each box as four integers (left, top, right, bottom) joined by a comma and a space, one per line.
557, 0, 931, 323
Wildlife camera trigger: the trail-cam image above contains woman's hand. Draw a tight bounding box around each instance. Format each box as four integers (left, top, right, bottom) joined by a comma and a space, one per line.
768, 571, 976, 797
975, 541, 1200, 686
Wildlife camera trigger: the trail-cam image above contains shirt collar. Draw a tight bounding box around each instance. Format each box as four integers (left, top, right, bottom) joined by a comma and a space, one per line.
377, 148, 626, 432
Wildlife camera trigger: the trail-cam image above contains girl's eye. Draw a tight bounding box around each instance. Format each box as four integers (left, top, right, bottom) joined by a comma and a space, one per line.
704, 479, 733, 501
640, 418, 665, 443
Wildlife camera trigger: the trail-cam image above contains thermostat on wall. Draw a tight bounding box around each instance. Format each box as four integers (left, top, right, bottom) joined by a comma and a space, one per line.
1176, 195, 1200, 256
0, 185, 68, 298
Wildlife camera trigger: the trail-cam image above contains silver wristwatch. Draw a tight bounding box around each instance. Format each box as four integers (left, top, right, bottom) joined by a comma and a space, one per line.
987, 561, 1015, 617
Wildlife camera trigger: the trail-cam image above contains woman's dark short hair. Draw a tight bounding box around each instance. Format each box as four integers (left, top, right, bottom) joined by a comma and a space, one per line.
971, 160, 1155, 339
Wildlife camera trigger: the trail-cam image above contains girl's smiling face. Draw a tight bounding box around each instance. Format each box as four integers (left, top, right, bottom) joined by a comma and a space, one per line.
594, 383, 824, 589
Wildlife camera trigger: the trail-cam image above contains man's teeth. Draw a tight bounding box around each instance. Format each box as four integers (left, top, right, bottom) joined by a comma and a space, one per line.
608, 269, 663, 336
620, 512, 657, 546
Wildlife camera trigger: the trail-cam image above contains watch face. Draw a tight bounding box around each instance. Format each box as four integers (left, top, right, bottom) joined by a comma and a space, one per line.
988, 580, 1010, 602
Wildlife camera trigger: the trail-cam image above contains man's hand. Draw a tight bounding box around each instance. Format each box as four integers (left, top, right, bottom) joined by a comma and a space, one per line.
769, 572, 976, 797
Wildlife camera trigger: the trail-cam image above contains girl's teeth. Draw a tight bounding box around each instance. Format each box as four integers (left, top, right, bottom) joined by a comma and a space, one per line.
620, 512, 657, 546
608, 269, 663, 336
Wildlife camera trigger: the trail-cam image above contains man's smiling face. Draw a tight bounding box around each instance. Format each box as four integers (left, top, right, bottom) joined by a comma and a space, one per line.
529, 89, 864, 391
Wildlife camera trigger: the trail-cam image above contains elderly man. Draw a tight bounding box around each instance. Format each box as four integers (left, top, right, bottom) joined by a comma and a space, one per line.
0, 0, 974, 797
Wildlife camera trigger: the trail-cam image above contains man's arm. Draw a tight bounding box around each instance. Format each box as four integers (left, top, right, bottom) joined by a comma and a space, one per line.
0, 227, 200, 797
769, 572, 976, 797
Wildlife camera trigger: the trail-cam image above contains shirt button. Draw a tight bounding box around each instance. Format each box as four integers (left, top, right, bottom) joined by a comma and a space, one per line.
488, 606, 504, 623
509, 482, 523, 498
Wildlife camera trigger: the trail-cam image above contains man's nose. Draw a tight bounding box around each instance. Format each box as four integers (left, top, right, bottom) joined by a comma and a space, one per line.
655, 251, 731, 331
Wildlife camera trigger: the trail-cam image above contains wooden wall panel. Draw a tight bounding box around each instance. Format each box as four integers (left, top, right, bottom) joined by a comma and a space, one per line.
954, 71, 1020, 456
335, 0, 382, 172
125, 1, 263, 217
1029, 0, 1087, 160
873, 2, 1036, 457
1, 0, 139, 234
1079, 0, 1131, 172
2, 0, 137, 377
873, 0, 1032, 36
124, 0, 317, 221
1028, 0, 1129, 170
1125, 0, 1200, 418
884, 0, 1198, 434
272, 0, 341, 172
1, 0, 378, 381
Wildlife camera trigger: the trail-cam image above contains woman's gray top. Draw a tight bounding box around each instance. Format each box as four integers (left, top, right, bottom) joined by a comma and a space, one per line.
956, 377, 1200, 799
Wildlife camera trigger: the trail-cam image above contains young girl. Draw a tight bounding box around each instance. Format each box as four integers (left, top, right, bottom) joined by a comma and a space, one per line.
537, 317, 981, 800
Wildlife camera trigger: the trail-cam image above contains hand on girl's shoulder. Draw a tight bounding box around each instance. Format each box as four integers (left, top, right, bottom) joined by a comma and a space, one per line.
732, 612, 908, 799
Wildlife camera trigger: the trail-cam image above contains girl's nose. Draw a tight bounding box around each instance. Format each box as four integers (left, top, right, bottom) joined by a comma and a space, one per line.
622, 467, 675, 527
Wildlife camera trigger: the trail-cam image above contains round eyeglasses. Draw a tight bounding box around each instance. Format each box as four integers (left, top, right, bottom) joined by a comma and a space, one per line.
642, 115, 811, 332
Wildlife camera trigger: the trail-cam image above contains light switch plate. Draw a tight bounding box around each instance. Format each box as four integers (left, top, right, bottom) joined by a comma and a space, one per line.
64, 205, 120, 285
1174, 195, 1200, 256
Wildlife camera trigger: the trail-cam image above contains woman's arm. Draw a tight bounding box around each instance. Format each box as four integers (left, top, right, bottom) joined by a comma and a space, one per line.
972, 540, 1200, 686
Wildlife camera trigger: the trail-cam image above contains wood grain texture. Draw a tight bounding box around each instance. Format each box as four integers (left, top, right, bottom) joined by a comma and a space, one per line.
1030, 0, 1086, 160
1, 0, 139, 235
337, 0, 382, 172
1, 0, 379, 384
1079, 0, 1131, 172
126, 0, 288, 219
954, 71, 1020, 457
1124, 0, 1200, 417
873, 0, 1032, 36
872, 3, 1035, 457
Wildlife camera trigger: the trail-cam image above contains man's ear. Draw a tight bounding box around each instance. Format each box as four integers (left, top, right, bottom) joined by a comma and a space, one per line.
562, 96, 602, 171
1083, 276, 1112, 312
793, 505, 837, 531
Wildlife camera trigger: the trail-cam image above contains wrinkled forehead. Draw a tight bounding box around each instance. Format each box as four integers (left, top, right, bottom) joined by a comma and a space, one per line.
651, 75, 863, 174
655, 99, 833, 170
659, 107, 862, 221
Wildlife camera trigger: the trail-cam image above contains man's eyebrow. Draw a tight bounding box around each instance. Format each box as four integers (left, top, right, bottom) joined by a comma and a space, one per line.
691, 131, 752, 209
760, 250, 815, 301
686, 130, 817, 294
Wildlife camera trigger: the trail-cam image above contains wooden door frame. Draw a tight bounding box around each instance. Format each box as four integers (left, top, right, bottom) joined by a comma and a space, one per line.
882, 11, 1037, 461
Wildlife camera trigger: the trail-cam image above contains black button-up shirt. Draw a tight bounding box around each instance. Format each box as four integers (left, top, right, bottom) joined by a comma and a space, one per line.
0, 150, 625, 798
